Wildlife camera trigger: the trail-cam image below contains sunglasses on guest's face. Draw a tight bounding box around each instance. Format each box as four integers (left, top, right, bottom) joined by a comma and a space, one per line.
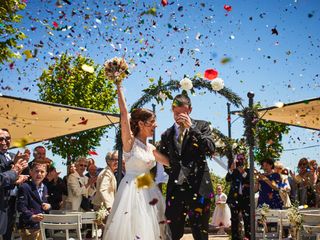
79, 164, 88, 167
0, 137, 11, 141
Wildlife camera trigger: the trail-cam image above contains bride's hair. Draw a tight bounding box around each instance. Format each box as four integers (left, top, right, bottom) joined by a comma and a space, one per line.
130, 108, 155, 136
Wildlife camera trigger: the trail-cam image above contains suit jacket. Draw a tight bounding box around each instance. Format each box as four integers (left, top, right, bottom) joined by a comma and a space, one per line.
92, 166, 117, 209
17, 180, 49, 229
226, 168, 250, 206
159, 119, 215, 199
66, 171, 95, 211
0, 152, 15, 172
0, 169, 17, 234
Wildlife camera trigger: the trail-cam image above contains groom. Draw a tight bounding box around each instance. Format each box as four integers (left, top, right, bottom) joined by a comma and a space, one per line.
159, 94, 215, 240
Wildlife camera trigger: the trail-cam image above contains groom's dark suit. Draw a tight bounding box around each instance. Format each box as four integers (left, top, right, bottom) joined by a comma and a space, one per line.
159, 119, 215, 240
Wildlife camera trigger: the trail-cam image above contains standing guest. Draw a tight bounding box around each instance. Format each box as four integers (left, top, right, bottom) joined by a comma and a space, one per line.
87, 158, 103, 176
22, 146, 46, 175
226, 154, 251, 240
274, 162, 291, 208
256, 158, 283, 209
159, 94, 215, 240
0, 128, 30, 240
290, 158, 315, 206
92, 151, 118, 212
17, 163, 51, 240
62, 163, 76, 210
66, 157, 96, 211
44, 165, 66, 210
211, 184, 231, 228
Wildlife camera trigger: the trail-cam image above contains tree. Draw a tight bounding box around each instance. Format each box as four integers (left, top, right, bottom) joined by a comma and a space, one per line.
38, 53, 117, 163
0, 0, 27, 64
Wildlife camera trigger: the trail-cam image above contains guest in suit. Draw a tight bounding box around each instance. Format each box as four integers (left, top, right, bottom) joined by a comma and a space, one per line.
22, 146, 47, 175
92, 151, 118, 212
158, 94, 215, 240
17, 162, 51, 240
226, 154, 250, 240
44, 165, 66, 210
0, 128, 29, 240
66, 157, 96, 211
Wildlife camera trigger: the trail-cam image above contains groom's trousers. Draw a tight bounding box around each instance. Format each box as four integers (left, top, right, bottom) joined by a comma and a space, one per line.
165, 186, 211, 240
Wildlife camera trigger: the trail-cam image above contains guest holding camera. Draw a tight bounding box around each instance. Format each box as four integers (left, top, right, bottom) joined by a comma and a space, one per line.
226, 154, 251, 240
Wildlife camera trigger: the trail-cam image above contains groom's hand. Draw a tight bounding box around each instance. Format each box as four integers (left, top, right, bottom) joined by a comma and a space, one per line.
177, 113, 192, 129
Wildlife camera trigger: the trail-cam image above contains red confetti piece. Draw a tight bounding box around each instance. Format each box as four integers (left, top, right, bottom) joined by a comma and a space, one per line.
161, 0, 168, 6
31, 111, 37, 115
9, 62, 14, 70
88, 150, 98, 155
78, 117, 88, 125
149, 198, 159, 205
53, 21, 59, 28
224, 4, 232, 12
204, 69, 218, 80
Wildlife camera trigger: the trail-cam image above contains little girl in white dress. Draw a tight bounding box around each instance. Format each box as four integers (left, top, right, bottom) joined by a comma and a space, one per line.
211, 184, 231, 227
103, 82, 171, 240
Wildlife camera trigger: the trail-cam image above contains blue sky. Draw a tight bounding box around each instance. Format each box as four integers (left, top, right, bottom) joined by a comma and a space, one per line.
1, 0, 319, 176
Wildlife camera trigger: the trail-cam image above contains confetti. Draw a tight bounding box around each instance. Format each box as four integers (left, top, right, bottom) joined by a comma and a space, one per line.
204, 69, 218, 80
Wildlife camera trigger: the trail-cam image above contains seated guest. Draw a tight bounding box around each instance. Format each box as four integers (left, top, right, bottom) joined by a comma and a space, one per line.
255, 158, 283, 209
66, 157, 96, 211
17, 162, 51, 240
44, 165, 66, 210
92, 151, 118, 212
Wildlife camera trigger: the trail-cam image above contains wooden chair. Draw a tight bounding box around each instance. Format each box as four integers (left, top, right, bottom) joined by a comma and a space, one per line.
40, 213, 82, 240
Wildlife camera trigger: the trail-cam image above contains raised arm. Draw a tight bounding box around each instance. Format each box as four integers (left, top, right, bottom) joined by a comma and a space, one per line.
116, 83, 134, 152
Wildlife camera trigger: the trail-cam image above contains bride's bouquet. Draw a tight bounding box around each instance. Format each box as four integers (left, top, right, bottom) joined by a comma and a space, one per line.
104, 57, 129, 84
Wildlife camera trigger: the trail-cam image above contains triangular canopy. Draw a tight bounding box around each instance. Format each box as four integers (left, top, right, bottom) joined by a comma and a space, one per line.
256, 97, 320, 130
0, 95, 120, 147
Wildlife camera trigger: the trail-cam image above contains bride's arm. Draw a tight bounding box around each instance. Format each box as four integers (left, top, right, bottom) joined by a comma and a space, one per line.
153, 149, 170, 167
116, 83, 134, 152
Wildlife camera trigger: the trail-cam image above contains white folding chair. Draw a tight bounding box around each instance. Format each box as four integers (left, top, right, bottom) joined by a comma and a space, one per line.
300, 213, 320, 240
40, 213, 82, 240
82, 211, 99, 240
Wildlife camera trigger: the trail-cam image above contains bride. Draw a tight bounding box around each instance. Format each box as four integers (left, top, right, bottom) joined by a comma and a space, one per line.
103, 81, 171, 240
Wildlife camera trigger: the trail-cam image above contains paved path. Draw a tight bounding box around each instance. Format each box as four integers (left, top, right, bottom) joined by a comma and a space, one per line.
181, 234, 229, 240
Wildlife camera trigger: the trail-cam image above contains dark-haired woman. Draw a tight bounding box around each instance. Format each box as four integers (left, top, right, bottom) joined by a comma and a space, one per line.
103, 83, 171, 240
256, 158, 283, 209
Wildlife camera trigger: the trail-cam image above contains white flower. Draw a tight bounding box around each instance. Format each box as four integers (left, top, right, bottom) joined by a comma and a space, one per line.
232, 143, 238, 149
158, 92, 167, 100
211, 78, 224, 91
275, 102, 284, 108
180, 77, 193, 91
81, 64, 94, 73
214, 139, 225, 148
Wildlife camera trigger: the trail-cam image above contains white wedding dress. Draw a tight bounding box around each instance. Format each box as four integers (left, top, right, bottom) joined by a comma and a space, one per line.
103, 138, 171, 240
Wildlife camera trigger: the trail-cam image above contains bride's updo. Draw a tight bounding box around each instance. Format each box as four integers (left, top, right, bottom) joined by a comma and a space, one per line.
130, 108, 155, 136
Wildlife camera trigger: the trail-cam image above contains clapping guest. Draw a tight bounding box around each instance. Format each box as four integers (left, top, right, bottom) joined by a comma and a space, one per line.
92, 151, 118, 212
66, 157, 96, 211
290, 158, 315, 206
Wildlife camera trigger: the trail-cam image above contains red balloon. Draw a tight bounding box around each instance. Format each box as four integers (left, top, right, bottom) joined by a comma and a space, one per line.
204, 69, 218, 80
161, 0, 168, 7
224, 4, 232, 12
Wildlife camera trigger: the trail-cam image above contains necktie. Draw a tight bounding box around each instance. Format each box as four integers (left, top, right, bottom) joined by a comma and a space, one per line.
178, 126, 185, 144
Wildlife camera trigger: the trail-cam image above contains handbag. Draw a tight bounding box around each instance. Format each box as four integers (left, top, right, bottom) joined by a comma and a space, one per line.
80, 195, 92, 211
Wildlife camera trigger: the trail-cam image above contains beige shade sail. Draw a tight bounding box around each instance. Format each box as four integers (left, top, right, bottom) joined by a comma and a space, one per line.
0, 95, 120, 147
256, 97, 320, 130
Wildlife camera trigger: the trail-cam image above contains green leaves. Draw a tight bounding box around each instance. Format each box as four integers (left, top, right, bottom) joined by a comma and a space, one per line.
0, 0, 27, 64
38, 53, 117, 163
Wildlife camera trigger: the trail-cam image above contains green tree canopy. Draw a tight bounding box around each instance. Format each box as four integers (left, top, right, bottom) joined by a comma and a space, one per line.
0, 0, 27, 64
38, 53, 117, 163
